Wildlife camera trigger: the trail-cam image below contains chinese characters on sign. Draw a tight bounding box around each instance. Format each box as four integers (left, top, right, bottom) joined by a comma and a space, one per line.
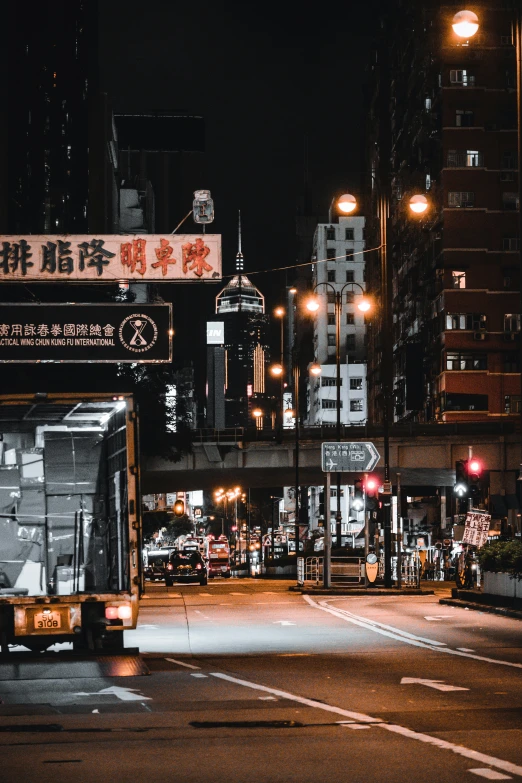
321, 442, 380, 473
0, 235, 222, 282
462, 510, 491, 548
0, 305, 172, 363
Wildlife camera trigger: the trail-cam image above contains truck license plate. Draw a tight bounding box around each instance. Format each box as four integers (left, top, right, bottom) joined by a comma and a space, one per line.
33, 610, 62, 631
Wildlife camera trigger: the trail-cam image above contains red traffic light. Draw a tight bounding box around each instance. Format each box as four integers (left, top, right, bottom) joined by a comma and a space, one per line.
364, 476, 379, 494
468, 458, 483, 476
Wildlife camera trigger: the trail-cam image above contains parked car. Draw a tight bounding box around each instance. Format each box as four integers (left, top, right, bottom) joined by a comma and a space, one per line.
165, 550, 208, 586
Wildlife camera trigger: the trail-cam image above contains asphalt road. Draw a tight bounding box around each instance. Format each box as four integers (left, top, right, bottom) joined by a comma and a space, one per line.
1, 579, 522, 783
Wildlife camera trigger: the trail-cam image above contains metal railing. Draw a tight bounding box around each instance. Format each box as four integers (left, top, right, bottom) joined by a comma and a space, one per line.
298, 554, 420, 588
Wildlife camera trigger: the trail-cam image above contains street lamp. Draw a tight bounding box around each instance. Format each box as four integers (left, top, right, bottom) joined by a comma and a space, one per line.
252, 407, 263, 430
337, 193, 357, 214
306, 281, 371, 548
452, 10, 479, 39
273, 307, 286, 437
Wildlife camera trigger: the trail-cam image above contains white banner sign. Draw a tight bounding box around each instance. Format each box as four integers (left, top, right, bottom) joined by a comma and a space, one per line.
0, 234, 221, 282
462, 509, 491, 548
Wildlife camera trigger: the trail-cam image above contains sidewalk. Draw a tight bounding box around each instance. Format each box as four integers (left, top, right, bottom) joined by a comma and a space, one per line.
439, 587, 522, 621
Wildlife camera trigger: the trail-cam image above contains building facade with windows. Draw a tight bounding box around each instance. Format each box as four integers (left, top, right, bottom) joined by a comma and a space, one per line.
366, 0, 520, 424
307, 215, 368, 424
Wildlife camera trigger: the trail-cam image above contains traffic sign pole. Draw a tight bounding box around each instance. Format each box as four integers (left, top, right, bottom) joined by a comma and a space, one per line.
324, 471, 331, 588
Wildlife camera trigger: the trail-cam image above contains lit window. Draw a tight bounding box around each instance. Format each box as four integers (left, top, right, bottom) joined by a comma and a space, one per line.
350, 400, 364, 412
504, 314, 521, 333
350, 378, 363, 390
451, 271, 466, 289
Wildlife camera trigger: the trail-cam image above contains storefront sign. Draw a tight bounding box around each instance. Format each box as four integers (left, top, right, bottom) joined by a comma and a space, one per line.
0, 235, 221, 282
0, 304, 172, 363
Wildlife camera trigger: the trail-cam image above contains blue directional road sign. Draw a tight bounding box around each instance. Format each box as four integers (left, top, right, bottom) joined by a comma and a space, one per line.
321, 442, 380, 473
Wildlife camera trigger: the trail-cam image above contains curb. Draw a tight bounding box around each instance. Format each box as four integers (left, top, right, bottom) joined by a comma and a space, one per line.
289, 587, 433, 596
439, 597, 522, 620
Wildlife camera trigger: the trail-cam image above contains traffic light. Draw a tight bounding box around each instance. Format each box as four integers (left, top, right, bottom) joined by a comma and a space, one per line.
454, 460, 468, 497
454, 458, 485, 502
364, 475, 379, 511
192, 189, 214, 224
352, 479, 364, 512
467, 457, 484, 501
173, 499, 185, 517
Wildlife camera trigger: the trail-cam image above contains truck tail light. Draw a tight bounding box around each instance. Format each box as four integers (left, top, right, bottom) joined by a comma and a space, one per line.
105, 604, 132, 620
105, 606, 119, 620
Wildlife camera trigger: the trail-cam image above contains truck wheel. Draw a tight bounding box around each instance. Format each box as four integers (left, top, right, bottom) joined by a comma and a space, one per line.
224, 572, 231, 579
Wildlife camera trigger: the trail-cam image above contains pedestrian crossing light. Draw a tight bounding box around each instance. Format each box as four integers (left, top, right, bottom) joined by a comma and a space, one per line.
454, 460, 468, 497
352, 479, 364, 512
193, 189, 214, 224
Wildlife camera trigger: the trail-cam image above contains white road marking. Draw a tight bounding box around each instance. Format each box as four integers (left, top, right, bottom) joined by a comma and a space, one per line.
165, 658, 200, 670
273, 620, 296, 626
424, 615, 453, 621
468, 770, 512, 780
457, 648, 476, 652
345, 724, 371, 730
262, 592, 276, 594
190, 673, 208, 678
92, 709, 99, 714
305, 597, 522, 671
401, 677, 469, 692
259, 696, 277, 701
230, 592, 246, 595
211, 671, 522, 777
210, 672, 382, 723
137, 624, 159, 629
74, 686, 151, 702
199, 593, 212, 596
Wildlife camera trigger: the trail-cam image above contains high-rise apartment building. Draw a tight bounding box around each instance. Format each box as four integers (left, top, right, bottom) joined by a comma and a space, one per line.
366, 0, 520, 424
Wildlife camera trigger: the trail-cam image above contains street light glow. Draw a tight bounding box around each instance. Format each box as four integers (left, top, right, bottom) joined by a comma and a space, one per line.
409, 194, 429, 214
270, 363, 284, 377
306, 296, 320, 313
274, 306, 285, 317
452, 10, 479, 38
337, 193, 357, 213
310, 363, 322, 376
252, 408, 263, 418
357, 298, 371, 313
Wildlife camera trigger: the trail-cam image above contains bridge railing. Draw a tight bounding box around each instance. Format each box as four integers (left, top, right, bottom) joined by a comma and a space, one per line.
192, 420, 516, 445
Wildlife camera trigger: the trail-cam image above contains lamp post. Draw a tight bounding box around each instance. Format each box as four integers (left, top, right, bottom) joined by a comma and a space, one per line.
307, 282, 371, 548
313, 191, 427, 584
274, 307, 285, 437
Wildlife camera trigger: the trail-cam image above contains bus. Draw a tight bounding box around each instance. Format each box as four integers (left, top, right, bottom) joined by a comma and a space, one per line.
207, 536, 231, 579
0, 393, 141, 653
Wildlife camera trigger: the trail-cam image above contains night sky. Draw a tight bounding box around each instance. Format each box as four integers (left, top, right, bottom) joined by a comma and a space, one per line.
99, 0, 381, 359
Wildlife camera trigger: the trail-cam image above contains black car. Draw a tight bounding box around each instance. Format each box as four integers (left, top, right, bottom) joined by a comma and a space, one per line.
144, 549, 172, 581
165, 551, 208, 586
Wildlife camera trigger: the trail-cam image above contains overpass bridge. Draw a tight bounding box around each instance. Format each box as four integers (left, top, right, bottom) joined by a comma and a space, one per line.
142, 421, 520, 498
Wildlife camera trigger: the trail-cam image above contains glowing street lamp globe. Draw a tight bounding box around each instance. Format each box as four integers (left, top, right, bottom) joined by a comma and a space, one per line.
274, 306, 285, 318
452, 10, 479, 38
310, 363, 322, 376
270, 363, 284, 377
252, 408, 263, 418
357, 297, 371, 313
337, 193, 357, 214
409, 194, 429, 214
306, 296, 320, 313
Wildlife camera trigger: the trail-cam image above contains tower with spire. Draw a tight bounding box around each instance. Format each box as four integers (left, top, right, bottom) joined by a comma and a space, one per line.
208, 212, 270, 428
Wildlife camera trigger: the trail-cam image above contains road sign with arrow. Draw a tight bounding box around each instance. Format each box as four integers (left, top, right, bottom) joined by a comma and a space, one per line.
321, 442, 380, 473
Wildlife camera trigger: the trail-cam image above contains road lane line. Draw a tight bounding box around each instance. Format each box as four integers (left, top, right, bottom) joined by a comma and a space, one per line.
469, 771, 512, 780
305, 597, 522, 671
457, 648, 476, 652
381, 725, 521, 778
165, 658, 201, 670
190, 673, 208, 678
211, 671, 522, 778
210, 672, 382, 723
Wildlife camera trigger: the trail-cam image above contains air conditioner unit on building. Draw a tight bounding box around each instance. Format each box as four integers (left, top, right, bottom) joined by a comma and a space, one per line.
473, 332, 486, 341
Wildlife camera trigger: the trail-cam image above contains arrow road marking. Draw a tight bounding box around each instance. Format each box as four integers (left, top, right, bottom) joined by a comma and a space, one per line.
74, 686, 151, 702
401, 678, 469, 692
273, 621, 296, 626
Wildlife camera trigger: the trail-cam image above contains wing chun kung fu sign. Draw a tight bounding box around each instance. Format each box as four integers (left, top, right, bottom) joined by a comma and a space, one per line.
0, 304, 172, 363
0, 234, 221, 282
